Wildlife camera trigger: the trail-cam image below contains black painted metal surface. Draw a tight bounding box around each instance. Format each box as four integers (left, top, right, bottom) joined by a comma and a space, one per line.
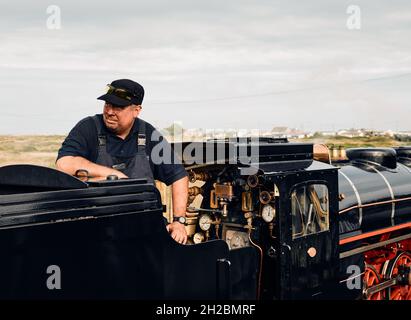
338, 161, 411, 235
172, 140, 313, 170
0, 165, 233, 299
0, 165, 88, 194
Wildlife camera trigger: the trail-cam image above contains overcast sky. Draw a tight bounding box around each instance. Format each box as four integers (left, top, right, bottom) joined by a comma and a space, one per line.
1, 0, 410, 134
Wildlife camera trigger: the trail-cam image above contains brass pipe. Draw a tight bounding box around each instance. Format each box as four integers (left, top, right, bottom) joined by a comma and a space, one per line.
268, 222, 276, 239
242, 192, 254, 212
214, 217, 221, 239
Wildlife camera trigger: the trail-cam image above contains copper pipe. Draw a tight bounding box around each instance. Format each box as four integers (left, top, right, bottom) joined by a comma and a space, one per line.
339, 196, 411, 214
247, 230, 263, 300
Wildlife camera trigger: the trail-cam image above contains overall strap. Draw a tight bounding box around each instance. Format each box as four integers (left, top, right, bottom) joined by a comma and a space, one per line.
92, 115, 107, 147
91, 115, 115, 168
137, 119, 148, 154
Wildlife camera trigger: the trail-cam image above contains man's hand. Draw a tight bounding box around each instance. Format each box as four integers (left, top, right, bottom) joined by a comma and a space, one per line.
166, 222, 188, 244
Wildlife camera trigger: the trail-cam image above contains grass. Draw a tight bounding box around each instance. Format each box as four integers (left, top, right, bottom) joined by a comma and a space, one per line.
0, 135, 65, 168
0, 135, 408, 168
294, 135, 407, 148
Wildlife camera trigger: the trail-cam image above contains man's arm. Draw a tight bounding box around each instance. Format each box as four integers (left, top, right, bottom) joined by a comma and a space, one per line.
56, 156, 128, 180
166, 176, 189, 244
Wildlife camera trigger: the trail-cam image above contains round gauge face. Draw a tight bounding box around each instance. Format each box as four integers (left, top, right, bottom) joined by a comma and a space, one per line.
226, 231, 249, 249
193, 232, 205, 244
259, 191, 271, 204
262, 204, 275, 223
199, 214, 212, 231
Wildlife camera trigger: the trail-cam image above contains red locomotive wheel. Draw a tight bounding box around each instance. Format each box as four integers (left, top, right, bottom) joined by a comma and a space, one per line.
385, 252, 411, 300
363, 264, 385, 300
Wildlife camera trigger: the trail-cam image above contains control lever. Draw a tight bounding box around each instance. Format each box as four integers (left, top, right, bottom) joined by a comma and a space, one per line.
187, 206, 224, 214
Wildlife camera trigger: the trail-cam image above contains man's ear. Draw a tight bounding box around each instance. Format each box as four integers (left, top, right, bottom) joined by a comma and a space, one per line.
133, 104, 142, 117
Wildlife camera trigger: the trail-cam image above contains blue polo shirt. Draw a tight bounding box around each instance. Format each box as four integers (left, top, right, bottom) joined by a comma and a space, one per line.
57, 114, 187, 185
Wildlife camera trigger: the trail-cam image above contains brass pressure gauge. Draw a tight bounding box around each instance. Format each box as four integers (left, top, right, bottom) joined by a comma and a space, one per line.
199, 214, 212, 231
261, 204, 275, 223
259, 191, 272, 204
193, 232, 205, 244
247, 175, 259, 188
225, 230, 250, 249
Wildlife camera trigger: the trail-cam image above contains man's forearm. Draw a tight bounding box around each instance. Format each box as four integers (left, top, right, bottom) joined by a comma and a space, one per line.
172, 176, 189, 216
56, 156, 126, 178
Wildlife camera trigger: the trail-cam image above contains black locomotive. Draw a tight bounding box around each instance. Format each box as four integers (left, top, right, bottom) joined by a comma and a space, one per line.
0, 138, 410, 299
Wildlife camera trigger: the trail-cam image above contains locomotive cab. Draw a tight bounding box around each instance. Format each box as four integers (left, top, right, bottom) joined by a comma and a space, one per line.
173, 138, 340, 300
275, 161, 339, 299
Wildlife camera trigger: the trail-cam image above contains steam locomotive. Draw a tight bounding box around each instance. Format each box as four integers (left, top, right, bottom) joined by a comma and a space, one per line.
0, 138, 410, 300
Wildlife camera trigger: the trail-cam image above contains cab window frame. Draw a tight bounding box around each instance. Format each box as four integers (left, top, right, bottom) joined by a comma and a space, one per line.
289, 181, 330, 240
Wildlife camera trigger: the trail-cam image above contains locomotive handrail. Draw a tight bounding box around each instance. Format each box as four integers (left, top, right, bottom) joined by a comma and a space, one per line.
339, 196, 411, 214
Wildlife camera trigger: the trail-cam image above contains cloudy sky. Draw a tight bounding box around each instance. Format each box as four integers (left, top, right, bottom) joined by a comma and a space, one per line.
1, 0, 410, 134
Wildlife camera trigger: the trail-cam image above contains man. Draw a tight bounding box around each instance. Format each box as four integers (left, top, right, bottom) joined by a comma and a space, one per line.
56, 79, 188, 244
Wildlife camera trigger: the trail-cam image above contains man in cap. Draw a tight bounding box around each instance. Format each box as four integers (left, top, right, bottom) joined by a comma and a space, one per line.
56, 79, 188, 244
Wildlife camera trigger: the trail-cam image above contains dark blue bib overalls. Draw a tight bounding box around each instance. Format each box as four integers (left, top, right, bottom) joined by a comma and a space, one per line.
92, 116, 154, 183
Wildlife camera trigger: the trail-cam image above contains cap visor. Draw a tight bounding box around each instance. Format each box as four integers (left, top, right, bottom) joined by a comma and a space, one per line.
97, 94, 131, 107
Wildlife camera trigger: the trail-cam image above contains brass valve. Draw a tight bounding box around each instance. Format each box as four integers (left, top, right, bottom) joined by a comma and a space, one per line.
188, 171, 210, 183
188, 186, 203, 197
243, 212, 255, 232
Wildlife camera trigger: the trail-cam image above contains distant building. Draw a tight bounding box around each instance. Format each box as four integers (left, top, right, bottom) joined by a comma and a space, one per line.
271, 126, 307, 139
321, 131, 337, 137
337, 129, 365, 138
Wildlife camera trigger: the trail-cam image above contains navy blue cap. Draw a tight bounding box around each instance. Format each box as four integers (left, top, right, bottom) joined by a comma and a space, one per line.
97, 79, 144, 107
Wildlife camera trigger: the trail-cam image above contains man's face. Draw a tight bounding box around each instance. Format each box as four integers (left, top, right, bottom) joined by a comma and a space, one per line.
103, 103, 141, 136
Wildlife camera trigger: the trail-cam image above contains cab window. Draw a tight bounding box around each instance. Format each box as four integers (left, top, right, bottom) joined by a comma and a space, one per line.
291, 184, 329, 239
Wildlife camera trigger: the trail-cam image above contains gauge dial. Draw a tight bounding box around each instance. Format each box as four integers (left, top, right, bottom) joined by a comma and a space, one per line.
262, 204, 275, 223
199, 214, 212, 231
259, 191, 272, 204
225, 230, 249, 249
193, 232, 205, 244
